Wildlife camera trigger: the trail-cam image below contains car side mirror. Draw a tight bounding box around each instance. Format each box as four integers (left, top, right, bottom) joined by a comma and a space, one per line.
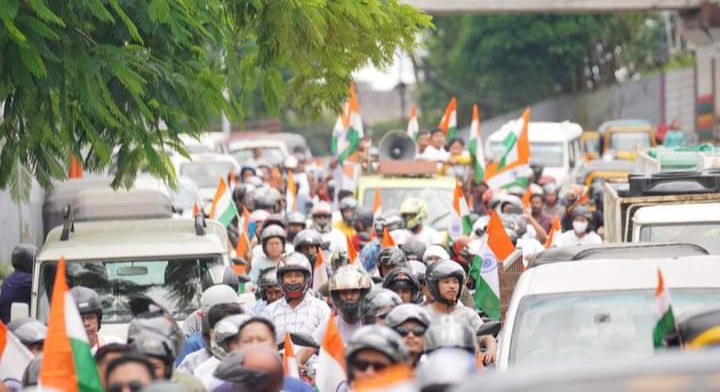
11, 302, 29, 321
476, 320, 502, 338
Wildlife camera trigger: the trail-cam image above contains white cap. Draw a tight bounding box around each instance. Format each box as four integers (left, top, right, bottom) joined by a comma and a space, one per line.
423, 244, 450, 264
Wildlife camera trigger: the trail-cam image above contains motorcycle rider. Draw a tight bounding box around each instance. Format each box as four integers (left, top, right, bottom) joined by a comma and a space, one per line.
360, 289, 403, 325
70, 286, 123, 354
400, 198, 443, 245
384, 304, 432, 367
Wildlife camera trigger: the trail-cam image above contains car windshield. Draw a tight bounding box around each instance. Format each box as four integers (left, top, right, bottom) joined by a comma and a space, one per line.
231, 147, 285, 166
608, 131, 651, 151
362, 187, 453, 230
179, 162, 236, 188
509, 289, 720, 366
640, 224, 720, 254
36, 257, 224, 323
489, 141, 564, 168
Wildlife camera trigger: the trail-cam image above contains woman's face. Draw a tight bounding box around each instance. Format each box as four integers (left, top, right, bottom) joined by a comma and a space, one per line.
265, 237, 284, 258
449, 141, 464, 155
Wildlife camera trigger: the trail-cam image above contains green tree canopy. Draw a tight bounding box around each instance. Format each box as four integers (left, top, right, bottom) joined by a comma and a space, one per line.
416, 13, 666, 126
0, 0, 431, 200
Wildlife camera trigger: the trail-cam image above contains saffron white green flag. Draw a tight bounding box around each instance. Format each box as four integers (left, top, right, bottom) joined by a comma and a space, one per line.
486, 108, 531, 189
468, 103, 486, 182
653, 269, 677, 348
406, 104, 419, 141
448, 181, 472, 241
438, 97, 457, 140
209, 177, 238, 227
338, 84, 364, 164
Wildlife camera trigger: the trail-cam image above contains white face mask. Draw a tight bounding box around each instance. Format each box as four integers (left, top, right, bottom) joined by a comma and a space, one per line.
573, 220, 588, 234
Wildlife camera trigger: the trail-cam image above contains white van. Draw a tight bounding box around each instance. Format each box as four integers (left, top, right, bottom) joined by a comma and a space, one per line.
487, 121, 583, 185
29, 217, 232, 339
631, 203, 720, 254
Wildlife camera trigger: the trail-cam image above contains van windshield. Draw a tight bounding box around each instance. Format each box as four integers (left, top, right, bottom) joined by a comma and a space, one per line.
179, 162, 236, 188
489, 142, 564, 168
36, 256, 224, 323
608, 131, 652, 151
640, 224, 720, 254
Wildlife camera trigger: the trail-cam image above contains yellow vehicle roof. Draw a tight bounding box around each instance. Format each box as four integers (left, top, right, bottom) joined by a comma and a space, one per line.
356, 175, 456, 199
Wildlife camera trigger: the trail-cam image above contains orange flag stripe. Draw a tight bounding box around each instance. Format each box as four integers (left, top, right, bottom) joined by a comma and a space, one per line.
346, 235, 358, 263
322, 315, 346, 369
353, 364, 414, 391
382, 227, 395, 249
488, 211, 515, 260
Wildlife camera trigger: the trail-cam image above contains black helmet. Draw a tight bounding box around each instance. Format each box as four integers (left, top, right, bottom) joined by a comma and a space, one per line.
201, 265, 240, 293
354, 206, 374, 229
276, 253, 312, 299
346, 325, 408, 383
339, 198, 358, 225
424, 316, 476, 355
382, 267, 422, 304
129, 332, 176, 378
292, 229, 323, 265
257, 267, 279, 301
401, 240, 426, 262
127, 310, 185, 361
384, 304, 432, 330
377, 247, 408, 278
260, 224, 286, 255
426, 260, 466, 306
408, 260, 428, 285
261, 213, 288, 232
11, 244, 38, 274
329, 266, 372, 324
70, 286, 103, 327
360, 289, 402, 325
255, 191, 281, 212
330, 251, 349, 271
213, 350, 273, 388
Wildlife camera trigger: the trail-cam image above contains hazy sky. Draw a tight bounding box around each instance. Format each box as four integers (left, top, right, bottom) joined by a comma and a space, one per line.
354, 52, 415, 91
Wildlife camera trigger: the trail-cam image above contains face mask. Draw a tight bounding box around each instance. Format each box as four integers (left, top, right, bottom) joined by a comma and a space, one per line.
573, 220, 588, 234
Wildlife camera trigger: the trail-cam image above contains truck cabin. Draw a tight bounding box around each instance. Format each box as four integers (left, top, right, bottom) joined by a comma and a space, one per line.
632, 203, 720, 254
597, 119, 655, 160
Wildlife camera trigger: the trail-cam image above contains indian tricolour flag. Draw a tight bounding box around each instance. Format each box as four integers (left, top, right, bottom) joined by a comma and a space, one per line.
40, 257, 103, 392
373, 187, 383, 222
406, 104, 419, 142
469, 211, 515, 320
338, 84, 364, 164
485, 108, 531, 190
283, 332, 300, 379
468, 103, 486, 183
209, 177, 238, 227
316, 315, 347, 392
0, 322, 33, 387
544, 216, 561, 248
331, 102, 350, 156
312, 249, 329, 291
653, 269, 678, 348
286, 171, 298, 212
438, 97, 458, 140
354, 364, 414, 392
448, 181, 472, 241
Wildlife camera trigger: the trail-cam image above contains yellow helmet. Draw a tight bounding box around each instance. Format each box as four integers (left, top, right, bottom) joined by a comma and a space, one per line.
400, 198, 428, 230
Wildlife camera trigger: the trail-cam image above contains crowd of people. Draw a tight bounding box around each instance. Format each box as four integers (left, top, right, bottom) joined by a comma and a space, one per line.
0, 127, 610, 392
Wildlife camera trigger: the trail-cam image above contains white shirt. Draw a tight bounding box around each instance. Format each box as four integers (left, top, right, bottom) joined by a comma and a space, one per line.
91, 334, 124, 355
312, 315, 362, 345
178, 349, 212, 375
406, 226, 444, 246
421, 145, 450, 162
517, 238, 546, 266
554, 230, 603, 247
262, 294, 331, 349
194, 356, 222, 391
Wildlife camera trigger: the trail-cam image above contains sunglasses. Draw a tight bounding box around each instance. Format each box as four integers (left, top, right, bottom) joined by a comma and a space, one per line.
352, 359, 389, 372
395, 325, 426, 337
108, 381, 144, 392
314, 214, 331, 220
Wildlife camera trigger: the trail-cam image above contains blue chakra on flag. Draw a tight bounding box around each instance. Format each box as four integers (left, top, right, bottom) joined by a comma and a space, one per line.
450, 222, 462, 234
481, 253, 498, 273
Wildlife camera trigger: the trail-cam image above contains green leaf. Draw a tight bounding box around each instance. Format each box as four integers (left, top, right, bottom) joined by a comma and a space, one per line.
27, 0, 65, 27
108, 0, 144, 43
3, 18, 27, 44
19, 45, 47, 77
0, 0, 18, 19
148, 0, 170, 24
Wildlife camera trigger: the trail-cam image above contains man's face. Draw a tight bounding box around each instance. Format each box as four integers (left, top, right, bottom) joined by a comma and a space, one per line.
146, 356, 166, 380
351, 349, 392, 384
438, 277, 460, 302
339, 289, 361, 303
530, 196, 543, 214
418, 133, 430, 148
264, 285, 284, 304
106, 362, 154, 392
298, 245, 318, 258
81, 313, 99, 346
396, 288, 413, 304
313, 213, 331, 227
97, 352, 124, 388
380, 265, 395, 279
288, 224, 304, 238
342, 209, 354, 222
239, 322, 276, 349
431, 132, 446, 148
283, 271, 305, 286
265, 238, 284, 258
545, 192, 557, 205
396, 321, 426, 356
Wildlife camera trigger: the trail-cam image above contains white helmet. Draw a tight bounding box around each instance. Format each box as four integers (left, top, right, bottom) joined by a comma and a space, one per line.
311, 201, 333, 233
423, 245, 450, 264
201, 285, 240, 314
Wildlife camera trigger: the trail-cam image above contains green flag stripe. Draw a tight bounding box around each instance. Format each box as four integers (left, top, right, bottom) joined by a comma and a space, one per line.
70, 338, 103, 392
469, 257, 500, 320
218, 204, 238, 227
338, 127, 361, 163
653, 307, 676, 348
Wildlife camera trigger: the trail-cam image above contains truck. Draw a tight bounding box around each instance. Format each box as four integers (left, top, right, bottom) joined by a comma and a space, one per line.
603, 171, 720, 252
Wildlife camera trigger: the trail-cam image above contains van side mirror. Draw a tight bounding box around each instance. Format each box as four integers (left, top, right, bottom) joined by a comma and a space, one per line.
11, 302, 29, 321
